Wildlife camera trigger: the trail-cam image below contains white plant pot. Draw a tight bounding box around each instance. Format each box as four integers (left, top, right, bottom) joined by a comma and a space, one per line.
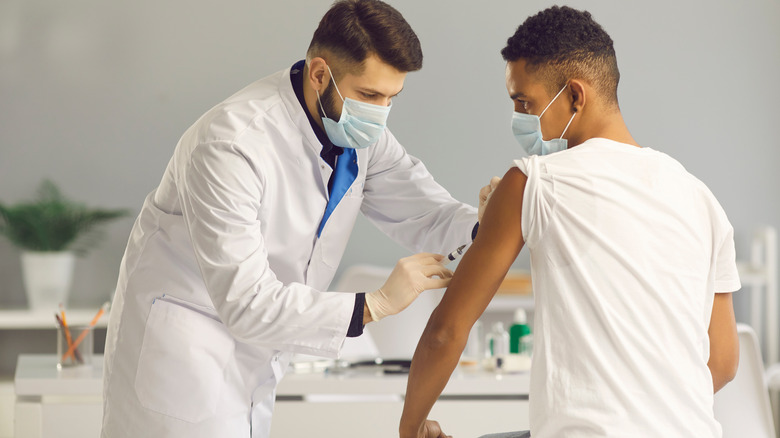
20, 251, 76, 310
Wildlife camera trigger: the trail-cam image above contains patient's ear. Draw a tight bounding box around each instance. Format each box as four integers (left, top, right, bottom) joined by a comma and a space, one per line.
568, 79, 587, 113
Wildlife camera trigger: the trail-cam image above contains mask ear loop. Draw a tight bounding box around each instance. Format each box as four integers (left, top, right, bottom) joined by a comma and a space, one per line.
559, 111, 576, 139
316, 64, 345, 119
316, 90, 328, 118
539, 83, 569, 119
324, 64, 345, 102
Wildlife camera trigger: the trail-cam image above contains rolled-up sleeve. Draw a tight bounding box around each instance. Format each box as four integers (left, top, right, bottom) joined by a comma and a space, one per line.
361, 131, 478, 255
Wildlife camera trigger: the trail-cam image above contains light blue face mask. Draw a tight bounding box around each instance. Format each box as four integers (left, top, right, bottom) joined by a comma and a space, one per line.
317, 65, 391, 149
511, 83, 576, 156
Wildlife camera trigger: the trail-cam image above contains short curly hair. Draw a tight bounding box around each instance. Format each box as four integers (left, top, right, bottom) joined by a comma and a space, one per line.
501, 6, 619, 108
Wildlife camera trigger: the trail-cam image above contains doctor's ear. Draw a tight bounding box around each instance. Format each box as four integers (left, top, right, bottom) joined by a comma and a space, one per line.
307, 57, 330, 92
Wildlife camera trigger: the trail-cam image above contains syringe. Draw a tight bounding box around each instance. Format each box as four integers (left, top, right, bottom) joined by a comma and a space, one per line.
442, 243, 469, 266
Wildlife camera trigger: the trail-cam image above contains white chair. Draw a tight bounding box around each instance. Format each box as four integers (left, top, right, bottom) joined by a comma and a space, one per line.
334, 264, 445, 360
736, 226, 778, 365
714, 323, 777, 438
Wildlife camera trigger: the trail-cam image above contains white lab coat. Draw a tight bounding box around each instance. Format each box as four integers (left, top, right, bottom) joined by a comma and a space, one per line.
101, 65, 477, 438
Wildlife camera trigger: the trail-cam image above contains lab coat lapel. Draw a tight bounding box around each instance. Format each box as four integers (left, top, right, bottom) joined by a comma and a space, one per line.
316, 156, 333, 201
317, 148, 358, 237
278, 65, 331, 198
305, 148, 367, 289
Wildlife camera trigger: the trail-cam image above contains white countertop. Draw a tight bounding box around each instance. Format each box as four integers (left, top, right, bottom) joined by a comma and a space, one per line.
15, 355, 104, 396
15, 355, 529, 398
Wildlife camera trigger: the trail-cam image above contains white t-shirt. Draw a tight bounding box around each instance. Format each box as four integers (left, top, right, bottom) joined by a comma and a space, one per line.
514, 138, 741, 438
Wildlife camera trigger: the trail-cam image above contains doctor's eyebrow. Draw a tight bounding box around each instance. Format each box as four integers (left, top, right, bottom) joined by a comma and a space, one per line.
359, 87, 404, 98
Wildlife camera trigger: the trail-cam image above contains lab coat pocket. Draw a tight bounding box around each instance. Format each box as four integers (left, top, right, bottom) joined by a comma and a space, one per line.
134, 298, 235, 423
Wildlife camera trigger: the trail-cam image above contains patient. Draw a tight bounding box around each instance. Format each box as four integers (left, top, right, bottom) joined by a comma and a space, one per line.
400, 6, 740, 438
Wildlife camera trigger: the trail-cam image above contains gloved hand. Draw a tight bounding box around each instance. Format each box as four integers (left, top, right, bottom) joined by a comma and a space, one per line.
365, 253, 453, 322
478, 176, 502, 222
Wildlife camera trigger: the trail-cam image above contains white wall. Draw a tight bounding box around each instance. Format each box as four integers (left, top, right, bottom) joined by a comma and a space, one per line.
0, 1, 778, 325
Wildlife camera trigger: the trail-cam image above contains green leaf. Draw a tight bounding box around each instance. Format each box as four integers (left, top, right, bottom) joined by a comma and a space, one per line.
0, 180, 130, 253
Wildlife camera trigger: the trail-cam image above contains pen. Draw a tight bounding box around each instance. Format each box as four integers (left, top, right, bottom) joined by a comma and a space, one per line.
442, 243, 469, 266
59, 303, 78, 362
61, 302, 110, 364
55, 312, 83, 364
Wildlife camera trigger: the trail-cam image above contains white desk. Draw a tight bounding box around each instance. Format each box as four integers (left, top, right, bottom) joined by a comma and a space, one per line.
0, 309, 109, 330
14, 356, 103, 438
15, 355, 530, 438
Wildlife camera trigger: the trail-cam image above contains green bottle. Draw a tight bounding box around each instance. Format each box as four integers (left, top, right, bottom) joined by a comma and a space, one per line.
509, 308, 531, 354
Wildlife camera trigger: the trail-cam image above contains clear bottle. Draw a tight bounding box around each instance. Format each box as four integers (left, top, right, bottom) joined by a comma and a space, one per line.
460, 320, 483, 371
486, 322, 510, 370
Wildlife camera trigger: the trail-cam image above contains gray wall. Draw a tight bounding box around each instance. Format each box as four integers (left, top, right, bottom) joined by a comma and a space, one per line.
1, 1, 778, 325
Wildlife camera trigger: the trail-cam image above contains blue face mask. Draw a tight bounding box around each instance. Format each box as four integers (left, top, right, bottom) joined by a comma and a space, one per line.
317, 65, 391, 149
511, 84, 576, 156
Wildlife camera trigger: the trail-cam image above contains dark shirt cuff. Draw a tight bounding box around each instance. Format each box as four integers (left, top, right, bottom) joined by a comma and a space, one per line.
471, 222, 480, 241
346, 293, 366, 338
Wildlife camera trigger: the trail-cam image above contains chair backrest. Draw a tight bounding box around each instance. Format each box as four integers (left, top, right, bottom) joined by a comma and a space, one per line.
713, 323, 776, 438
334, 264, 445, 360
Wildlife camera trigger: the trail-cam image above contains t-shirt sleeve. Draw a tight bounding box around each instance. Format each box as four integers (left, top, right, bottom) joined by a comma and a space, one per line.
714, 222, 741, 293
514, 157, 556, 249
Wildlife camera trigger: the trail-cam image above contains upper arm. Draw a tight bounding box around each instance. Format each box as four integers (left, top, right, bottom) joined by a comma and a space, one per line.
708, 292, 739, 384
428, 167, 528, 336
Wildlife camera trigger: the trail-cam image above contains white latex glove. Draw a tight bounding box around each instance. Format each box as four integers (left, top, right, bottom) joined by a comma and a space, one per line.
365, 253, 453, 322
478, 176, 502, 223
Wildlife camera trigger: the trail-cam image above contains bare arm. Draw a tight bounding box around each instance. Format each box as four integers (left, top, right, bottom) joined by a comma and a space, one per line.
399, 168, 527, 438
708, 292, 739, 393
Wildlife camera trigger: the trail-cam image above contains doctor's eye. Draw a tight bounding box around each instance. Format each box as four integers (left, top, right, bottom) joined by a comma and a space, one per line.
360, 92, 378, 99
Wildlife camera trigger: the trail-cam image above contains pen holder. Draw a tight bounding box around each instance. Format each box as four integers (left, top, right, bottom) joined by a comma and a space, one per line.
57, 324, 93, 369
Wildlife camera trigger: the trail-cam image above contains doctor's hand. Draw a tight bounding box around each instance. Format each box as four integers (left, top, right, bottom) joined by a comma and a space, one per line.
365, 253, 452, 322
478, 176, 502, 223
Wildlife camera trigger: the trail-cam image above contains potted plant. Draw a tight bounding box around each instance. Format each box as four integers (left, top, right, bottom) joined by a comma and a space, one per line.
0, 180, 129, 310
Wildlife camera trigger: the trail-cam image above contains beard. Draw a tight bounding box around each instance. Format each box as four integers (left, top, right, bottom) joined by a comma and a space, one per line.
318, 81, 342, 121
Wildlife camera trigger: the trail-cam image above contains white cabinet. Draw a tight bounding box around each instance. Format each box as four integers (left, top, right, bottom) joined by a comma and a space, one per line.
14, 355, 529, 438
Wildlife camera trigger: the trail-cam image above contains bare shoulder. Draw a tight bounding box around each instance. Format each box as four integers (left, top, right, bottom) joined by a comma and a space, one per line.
497, 167, 528, 198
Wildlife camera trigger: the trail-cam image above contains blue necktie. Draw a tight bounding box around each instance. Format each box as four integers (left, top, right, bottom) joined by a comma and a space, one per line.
317, 148, 358, 237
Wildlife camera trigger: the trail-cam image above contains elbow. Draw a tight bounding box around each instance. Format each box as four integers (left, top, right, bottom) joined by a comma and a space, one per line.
722, 355, 739, 384
710, 349, 740, 392
723, 338, 741, 384
419, 314, 468, 354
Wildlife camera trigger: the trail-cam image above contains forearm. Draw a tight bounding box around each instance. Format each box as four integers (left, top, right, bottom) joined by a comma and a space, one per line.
400, 321, 467, 437
707, 292, 739, 393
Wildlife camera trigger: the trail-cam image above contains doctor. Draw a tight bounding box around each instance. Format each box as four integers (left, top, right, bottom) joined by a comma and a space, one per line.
101, 1, 494, 437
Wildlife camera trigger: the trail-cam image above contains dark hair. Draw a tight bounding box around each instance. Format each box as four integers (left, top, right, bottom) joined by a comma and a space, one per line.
307, 0, 423, 76
501, 6, 619, 107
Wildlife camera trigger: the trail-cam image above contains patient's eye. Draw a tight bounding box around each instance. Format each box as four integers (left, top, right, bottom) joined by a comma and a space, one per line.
515, 100, 530, 113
